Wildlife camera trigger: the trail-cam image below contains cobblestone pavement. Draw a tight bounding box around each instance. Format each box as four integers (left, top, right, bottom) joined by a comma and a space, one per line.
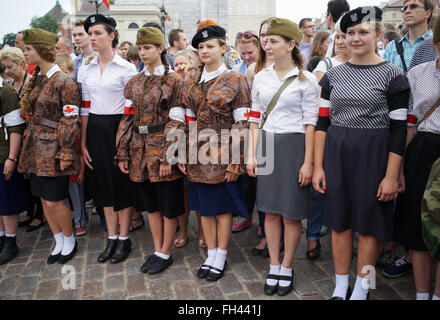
0, 210, 418, 300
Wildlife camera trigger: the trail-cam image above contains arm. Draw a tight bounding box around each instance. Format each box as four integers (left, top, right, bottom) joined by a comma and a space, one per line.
3, 131, 22, 181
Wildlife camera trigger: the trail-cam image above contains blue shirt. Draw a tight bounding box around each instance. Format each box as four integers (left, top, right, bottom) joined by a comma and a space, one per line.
232, 62, 247, 75
73, 51, 94, 81
383, 29, 433, 72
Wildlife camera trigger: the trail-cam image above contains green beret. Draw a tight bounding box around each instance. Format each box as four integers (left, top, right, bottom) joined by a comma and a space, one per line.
136, 27, 165, 46
266, 18, 302, 46
433, 15, 440, 43
22, 28, 58, 47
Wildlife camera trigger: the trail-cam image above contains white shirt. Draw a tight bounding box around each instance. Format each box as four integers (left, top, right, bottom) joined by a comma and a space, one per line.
200, 64, 229, 83
78, 53, 137, 116
313, 57, 343, 75
325, 32, 336, 58
250, 65, 319, 134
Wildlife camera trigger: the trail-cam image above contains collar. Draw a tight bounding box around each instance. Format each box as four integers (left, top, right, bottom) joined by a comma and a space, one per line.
39, 64, 61, 79
268, 64, 300, 81
400, 29, 433, 43
200, 64, 228, 83
143, 64, 171, 76
89, 52, 127, 67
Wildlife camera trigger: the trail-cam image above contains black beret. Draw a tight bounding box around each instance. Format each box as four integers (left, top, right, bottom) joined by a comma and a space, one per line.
84, 14, 117, 33
340, 6, 383, 33
191, 25, 226, 49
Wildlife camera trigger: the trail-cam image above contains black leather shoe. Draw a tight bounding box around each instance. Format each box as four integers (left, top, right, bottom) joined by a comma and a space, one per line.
148, 255, 173, 275
0, 236, 5, 253
329, 286, 352, 300
110, 238, 132, 264
206, 261, 227, 282
264, 274, 279, 295
58, 242, 78, 265
18, 217, 32, 228
97, 238, 118, 263
0, 237, 19, 265
197, 264, 212, 279
251, 247, 266, 256
47, 253, 60, 264
277, 272, 294, 296
25, 219, 46, 232
140, 255, 158, 273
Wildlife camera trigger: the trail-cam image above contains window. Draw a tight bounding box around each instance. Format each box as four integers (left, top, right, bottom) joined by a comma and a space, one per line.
128, 23, 139, 29
392, 12, 397, 19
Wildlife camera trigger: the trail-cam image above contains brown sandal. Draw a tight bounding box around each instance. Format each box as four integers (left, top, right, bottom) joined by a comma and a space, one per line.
306, 241, 321, 260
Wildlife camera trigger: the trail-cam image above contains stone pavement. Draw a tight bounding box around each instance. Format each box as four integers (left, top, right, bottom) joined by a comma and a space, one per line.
0, 210, 418, 300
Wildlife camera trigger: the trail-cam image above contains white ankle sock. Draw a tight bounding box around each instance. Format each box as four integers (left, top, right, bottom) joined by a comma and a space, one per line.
155, 252, 170, 260
416, 292, 430, 300
201, 248, 217, 271
432, 294, 440, 300
210, 248, 227, 274
0, 231, 5, 237
52, 232, 64, 255
267, 265, 281, 286
279, 266, 293, 287
61, 234, 76, 256
119, 236, 128, 241
108, 235, 118, 240
350, 275, 369, 300
5, 234, 16, 237
332, 274, 349, 300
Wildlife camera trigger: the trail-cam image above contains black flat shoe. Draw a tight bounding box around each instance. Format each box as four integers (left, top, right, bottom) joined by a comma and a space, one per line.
148, 255, 173, 275
251, 247, 266, 256
18, 217, 32, 228
0, 237, 19, 265
277, 272, 294, 296
206, 261, 228, 282
110, 238, 132, 264
329, 286, 352, 300
264, 274, 279, 295
57, 242, 78, 265
197, 264, 212, 279
0, 236, 5, 253
97, 239, 118, 263
47, 253, 60, 264
25, 219, 46, 232
140, 255, 158, 273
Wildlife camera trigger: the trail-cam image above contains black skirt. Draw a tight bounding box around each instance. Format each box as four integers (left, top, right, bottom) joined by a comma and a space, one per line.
394, 132, 440, 251
30, 174, 69, 202
133, 178, 185, 219
323, 125, 394, 242
86, 113, 133, 211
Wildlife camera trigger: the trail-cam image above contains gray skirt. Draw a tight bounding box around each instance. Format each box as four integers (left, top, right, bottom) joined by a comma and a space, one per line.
256, 131, 311, 221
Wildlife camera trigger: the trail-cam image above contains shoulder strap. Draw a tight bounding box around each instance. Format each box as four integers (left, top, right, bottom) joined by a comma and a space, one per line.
197, 70, 228, 118
395, 40, 408, 73
420, 97, 440, 124
260, 75, 298, 129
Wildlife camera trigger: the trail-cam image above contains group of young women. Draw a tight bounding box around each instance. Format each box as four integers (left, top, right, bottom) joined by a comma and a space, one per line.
2, 5, 439, 299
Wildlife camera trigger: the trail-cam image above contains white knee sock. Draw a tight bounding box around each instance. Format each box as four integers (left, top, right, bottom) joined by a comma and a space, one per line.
350, 275, 369, 300
432, 294, 440, 300
201, 248, 217, 271
332, 274, 350, 300
266, 265, 281, 286
279, 266, 293, 287
61, 234, 76, 256
416, 292, 430, 300
52, 232, 64, 255
211, 248, 227, 274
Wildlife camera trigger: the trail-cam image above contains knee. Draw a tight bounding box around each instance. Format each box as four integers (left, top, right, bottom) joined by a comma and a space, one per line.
44, 200, 63, 211
265, 213, 280, 223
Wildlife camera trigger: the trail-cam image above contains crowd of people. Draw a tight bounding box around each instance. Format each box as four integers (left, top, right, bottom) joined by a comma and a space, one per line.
0, 0, 439, 300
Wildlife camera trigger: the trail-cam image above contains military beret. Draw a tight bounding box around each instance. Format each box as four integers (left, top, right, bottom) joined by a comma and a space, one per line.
84, 14, 117, 33
22, 28, 58, 47
266, 18, 302, 46
433, 15, 440, 43
197, 20, 218, 32
340, 6, 383, 33
136, 27, 165, 46
192, 25, 226, 49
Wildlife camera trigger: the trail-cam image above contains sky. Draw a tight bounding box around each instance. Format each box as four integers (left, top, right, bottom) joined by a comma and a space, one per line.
0, 0, 387, 43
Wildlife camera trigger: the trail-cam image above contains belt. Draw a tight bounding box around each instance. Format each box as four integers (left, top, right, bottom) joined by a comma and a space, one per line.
31, 117, 58, 130
135, 123, 166, 135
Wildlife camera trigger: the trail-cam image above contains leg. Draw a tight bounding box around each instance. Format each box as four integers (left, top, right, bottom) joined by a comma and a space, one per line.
253, 211, 267, 252
117, 207, 133, 238
103, 206, 118, 238
330, 229, 353, 300
147, 211, 164, 252
2, 215, 19, 235
40, 198, 62, 236
434, 262, 440, 298
281, 218, 302, 269
201, 216, 218, 250
196, 210, 206, 247
161, 217, 178, 255
412, 250, 432, 295
217, 213, 233, 251
175, 185, 190, 245
307, 190, 323, 255
265, 213, 282, 266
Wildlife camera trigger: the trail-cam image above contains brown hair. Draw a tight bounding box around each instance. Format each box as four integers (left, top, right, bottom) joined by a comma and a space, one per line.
168, 28, 184, 47
55, 53, 74, 72
156, 44, 170, 76
255, 18, 275, 74
280, 36, 307, 81
75, 20, 85, 28
309, 30, 330, 59
127, 45, 140, 62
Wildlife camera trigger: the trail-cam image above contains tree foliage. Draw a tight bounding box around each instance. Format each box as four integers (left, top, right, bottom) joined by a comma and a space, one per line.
30, 15, 59, 34
2, 33, 17, 46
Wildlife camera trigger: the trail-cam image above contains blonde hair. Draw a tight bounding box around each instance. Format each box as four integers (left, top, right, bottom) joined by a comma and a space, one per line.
55, 53, 74, 72
0, 47, 27, 68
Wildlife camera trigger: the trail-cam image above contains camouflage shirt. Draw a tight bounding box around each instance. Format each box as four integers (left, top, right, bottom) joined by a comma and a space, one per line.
18, 65, 81, 177
180, 65, 251, 184
115, 66, 185, 183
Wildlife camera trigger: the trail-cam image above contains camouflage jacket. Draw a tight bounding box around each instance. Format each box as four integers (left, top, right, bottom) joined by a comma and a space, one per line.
421, 157, 440, 262
18, 65, 81, 177
115, 67, 185, 183
180, 67, 251, 184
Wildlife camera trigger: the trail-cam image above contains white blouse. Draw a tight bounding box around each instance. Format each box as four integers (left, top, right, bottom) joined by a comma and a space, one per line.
249, 65, 319, 134
78, 53, 137, 116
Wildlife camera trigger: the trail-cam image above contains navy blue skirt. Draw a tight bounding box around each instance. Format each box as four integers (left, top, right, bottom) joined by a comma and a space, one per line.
188, 177, 249, 217
0, 164, 29, 216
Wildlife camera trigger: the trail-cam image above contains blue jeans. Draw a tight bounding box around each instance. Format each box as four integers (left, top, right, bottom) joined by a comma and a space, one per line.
307, 189, 324, 241
259, 211, 284, 241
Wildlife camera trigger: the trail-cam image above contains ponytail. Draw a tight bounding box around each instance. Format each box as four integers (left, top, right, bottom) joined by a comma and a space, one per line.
160, 49, 170, 76
20, 66, 40, 122
292, 46, 307, 81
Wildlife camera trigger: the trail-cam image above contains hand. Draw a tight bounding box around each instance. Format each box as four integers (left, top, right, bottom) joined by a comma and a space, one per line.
377, 176, 399, 202
246, 157, 257, 177
3, 159, 16, 181
77, 173, 85, 185
118, 161, 129, 175
312, 167, 327, 194
398, 170, 405, 194
298, 163, 313, 188
159, 163, 172, 177
225, 171, 239, 183
81, 144, 93, 170
178, 163, 187, 175
60, 160, 72, 171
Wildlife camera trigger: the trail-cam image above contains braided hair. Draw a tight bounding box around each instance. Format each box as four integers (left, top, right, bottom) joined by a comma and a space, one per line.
280, 36, 307, 81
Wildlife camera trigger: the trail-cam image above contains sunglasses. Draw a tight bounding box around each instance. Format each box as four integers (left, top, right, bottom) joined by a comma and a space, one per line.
236, 31, 258, 40
400, 3, 425, 12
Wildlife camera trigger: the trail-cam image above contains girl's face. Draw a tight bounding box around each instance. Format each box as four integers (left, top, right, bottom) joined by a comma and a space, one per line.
346, 23, 381, 57
1, 58, 24, 79
138, 43, 163, 65
88, 24, 114, 53
320, 37, 330, 55
334, 31, 348, 56
198, 39, 226, 65
259, 23, 269, 51
237, 41, 258, 66
264, 35, 294, 62
174, 55, 191, 73
23, 45, 42, 66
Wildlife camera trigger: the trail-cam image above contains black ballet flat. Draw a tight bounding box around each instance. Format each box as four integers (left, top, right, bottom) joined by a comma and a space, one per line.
206, 261, 228, 282
197, 264, 212, 279
57, 242, 78, 265
329, 286, 352, 300
264, 274, 279, 295
277, 273, 294, 297
47, 253, 60, 265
